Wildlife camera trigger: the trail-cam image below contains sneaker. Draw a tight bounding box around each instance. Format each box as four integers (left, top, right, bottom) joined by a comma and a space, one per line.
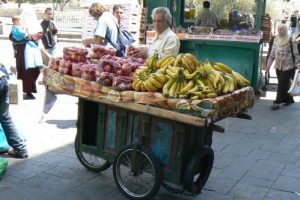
283, 99, 295, 106
8, 149, 28, 159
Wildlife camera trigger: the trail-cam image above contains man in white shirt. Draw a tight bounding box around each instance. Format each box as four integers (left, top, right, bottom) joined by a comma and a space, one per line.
130, 7, 180, 59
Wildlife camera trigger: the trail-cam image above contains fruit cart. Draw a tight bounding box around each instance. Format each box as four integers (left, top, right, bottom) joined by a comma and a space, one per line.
43, 68, 255, 200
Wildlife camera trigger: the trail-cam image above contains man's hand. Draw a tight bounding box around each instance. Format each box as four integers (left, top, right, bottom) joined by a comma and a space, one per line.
131, 47, 148, 59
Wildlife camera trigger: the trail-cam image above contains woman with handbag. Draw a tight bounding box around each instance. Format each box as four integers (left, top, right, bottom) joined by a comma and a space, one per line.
9, 4, 44, 100
266, 23, 300, 110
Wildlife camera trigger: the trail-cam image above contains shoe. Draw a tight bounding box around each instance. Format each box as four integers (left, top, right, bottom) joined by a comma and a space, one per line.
283, 100, 295, 106
271, 103, 279, 110
23, 93, 35, 100
0, 148, 9, 154
8, 149, 28, 159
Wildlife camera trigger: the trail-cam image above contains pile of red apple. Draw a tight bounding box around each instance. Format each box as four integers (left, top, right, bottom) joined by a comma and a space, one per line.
48, 47, 147, 91
91, 45, 116, 60
63, 47, 88, 63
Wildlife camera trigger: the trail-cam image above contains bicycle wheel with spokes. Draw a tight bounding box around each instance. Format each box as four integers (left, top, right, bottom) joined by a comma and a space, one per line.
113, 145, 161, 200
74, 134, 111, 172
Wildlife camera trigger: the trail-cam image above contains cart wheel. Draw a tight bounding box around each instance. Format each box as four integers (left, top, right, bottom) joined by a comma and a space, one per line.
74, 134, 111, 172
183, 146, 214, 194
113, 145, 161, 200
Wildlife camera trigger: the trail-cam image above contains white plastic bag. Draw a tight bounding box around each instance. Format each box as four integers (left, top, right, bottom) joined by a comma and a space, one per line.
24, 41, 43, 70
288, 69, 300, 96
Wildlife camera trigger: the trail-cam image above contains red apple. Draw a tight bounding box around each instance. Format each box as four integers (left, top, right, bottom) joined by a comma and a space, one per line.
103, 64, 113, 73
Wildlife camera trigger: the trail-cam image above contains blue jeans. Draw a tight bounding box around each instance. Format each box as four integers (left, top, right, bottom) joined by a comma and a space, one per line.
0, 76, 27, 155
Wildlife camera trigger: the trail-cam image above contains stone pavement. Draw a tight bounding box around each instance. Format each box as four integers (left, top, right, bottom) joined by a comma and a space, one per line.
1, 39, 300, 199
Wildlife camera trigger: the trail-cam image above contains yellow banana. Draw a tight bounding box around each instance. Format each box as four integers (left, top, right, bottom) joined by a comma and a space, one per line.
190, 95, 200, 100
184, 53, 199, 68
173, 54, 183, 67
168, 80, 178, 98
158, 56, 175, 69
134, 80, 142, 91
157, 55, 174, 68
144, 80, 157, 92
162, 57, 176, 68
141, 84, 146, 92
182, 55, 196, 72
166, 68, 178, 78
215, 62, 232, 74
152, 72, 166, 85
180, 80, 194, 94
163, 79, 175, 96
188, 85, 200, 93
232, 71, 251, 86
224, 75, 235, 92
206, 92, 217, 98
181, 56, 193, 73
148, 76, 163, 89
183, 70, 196, 80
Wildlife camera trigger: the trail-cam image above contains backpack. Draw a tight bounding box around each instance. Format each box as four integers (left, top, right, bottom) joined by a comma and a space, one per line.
106, 23, 135, 57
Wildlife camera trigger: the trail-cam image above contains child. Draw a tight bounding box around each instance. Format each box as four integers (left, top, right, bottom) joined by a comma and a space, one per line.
11, 15, 44, 70
11, 15, 29, 41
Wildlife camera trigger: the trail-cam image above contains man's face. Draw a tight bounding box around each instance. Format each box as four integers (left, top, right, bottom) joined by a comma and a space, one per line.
153, 12, 168, 34
45, 11, 53, 21
114, 8, 123, 21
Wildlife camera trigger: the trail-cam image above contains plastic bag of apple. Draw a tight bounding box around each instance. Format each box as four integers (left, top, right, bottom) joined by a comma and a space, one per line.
48, 45, 146, 91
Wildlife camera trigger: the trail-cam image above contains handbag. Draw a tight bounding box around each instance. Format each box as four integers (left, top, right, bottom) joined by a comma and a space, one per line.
288, 69, 300, 96
24, 41, 44, 70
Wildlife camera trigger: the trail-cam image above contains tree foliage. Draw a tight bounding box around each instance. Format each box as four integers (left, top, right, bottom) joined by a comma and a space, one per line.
188, 0, 256, 19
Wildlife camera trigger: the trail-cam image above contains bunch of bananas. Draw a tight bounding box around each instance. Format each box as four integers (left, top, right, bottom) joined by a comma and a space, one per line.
135, 53, 251, 100
173, 53, 199, 73
132, 66, 167, 92
212, 62, 251, 88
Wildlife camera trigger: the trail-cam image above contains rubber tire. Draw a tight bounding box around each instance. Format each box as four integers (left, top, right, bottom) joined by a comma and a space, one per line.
183, 146, 214, 194
113, 145, 161, 200
74, 134, 111, 172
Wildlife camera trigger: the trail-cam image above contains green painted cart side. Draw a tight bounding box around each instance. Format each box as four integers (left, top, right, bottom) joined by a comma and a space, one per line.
77, 98, 213, 184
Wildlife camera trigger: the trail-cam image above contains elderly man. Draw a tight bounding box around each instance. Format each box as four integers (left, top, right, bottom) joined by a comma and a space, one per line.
130, 7, 180, 59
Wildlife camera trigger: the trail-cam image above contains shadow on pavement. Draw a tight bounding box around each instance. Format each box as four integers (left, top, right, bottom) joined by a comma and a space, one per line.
45, 119, 77, 129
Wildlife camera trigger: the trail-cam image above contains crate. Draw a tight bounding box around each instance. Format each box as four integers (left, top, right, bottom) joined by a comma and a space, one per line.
8, 79, 23, 104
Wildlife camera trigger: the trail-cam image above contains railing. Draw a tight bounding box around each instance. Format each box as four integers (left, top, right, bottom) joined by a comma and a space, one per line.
54, 11, 84, 31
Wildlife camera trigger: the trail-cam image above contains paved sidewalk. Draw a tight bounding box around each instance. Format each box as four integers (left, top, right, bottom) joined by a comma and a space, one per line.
1, 38, 300, 199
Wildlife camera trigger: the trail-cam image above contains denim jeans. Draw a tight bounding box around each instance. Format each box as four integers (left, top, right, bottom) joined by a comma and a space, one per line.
0, 76, 28, 155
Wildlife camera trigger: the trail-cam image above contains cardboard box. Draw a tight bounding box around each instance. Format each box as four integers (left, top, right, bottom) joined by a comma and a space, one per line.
8, 79, 23, 104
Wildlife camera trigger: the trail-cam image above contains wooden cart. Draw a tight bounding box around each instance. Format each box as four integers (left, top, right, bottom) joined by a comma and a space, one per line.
75, 98, 252, 200
43, 68, 254, 200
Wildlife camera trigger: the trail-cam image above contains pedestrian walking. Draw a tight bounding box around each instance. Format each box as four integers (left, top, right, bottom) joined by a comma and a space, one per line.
266, 23, 300, 110
9, 4, 44, 100
41, 7, 58, 57
40, 7, 58, 123
0, 63, 28, 159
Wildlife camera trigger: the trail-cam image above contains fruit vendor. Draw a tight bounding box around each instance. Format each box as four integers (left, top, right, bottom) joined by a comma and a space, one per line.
129, 7, 180, 59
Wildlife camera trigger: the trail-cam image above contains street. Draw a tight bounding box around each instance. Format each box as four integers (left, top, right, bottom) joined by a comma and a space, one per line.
1, 38, 300, 200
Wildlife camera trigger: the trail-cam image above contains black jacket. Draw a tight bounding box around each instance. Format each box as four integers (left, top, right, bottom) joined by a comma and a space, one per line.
41, 20, 58, 49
